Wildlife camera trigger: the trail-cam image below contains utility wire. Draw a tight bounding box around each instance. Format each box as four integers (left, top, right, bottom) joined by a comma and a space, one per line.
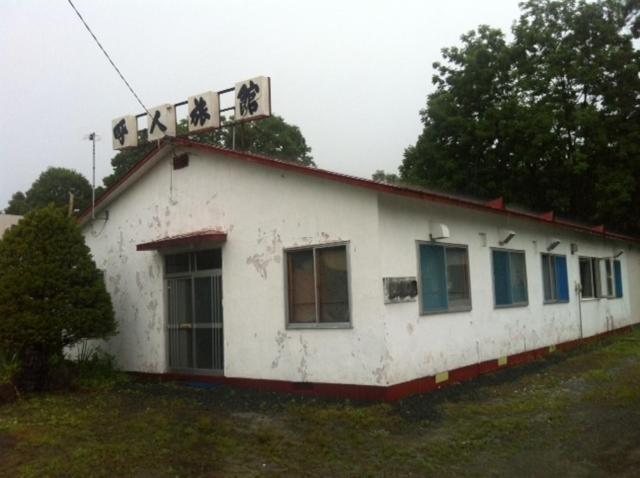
66, 0, 150, 115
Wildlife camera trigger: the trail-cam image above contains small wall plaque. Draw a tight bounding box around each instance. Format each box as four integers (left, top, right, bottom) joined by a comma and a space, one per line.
383, 277, 418, 304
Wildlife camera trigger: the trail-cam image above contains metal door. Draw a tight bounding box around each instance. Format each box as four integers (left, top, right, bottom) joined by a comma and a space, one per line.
167, 271, 223, 374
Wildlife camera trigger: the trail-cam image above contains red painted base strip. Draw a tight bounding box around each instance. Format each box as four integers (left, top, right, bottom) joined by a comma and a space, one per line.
130, 325, 635, 402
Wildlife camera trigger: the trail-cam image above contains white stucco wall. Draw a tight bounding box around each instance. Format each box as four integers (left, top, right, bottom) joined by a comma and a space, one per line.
84, 148, 387, 385
83, 147, 639, 387
378, 194, 639, 385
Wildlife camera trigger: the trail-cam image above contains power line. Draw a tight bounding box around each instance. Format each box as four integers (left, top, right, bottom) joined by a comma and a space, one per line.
66, 0, 150, 115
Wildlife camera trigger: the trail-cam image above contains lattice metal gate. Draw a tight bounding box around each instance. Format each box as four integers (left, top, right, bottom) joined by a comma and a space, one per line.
167, 271, 223, 374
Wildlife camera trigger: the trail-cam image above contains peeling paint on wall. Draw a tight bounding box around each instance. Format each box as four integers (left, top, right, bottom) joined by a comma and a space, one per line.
246, 228, 283, 279
135, 272, 144, 291
373, 350, 392, 385
271, 330, 288, 369
297, 336, 309, 381
205, 193, 218, 205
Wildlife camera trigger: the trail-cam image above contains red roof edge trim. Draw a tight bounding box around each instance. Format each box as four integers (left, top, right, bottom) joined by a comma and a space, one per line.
137, 230, 227, 251
485, 197, 505, 210
78, 142, 168, 223
540, 211, 555, 222
591, 225, 606, 234
79, 138, 640, 244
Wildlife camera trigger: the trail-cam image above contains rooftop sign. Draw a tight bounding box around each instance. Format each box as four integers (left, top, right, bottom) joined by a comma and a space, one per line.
112, 76, 271, 150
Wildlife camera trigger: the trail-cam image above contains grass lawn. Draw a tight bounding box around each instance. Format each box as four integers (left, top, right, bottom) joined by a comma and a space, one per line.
2, 329, 640, 477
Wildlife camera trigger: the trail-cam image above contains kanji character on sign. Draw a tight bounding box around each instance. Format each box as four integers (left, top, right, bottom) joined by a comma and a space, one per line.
113, 119, 128, 146
190, 96, 211, 127
237, 80, 260, 117
149, 110, 167, 135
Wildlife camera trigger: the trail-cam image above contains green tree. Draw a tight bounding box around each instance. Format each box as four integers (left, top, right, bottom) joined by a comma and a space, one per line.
101, 115, 315, 188
372, 170, 400, 185
4, 192, 28, 215
102, 130, 154, 189
216, 116, 315, 166
5, 167, 93, 215
0, 206, 115, 390
401, 0, 640, 234
625, 0, 640, 36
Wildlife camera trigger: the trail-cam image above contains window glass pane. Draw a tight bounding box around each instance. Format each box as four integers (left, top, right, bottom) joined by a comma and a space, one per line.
554, 255, 569, 302
510, 252, 528, 303
614, 260, 623, 298
168, 329, 192, 369
493, 250, 512, 306
194, 277, 213, 324
166, 252, 190, 274
168, 278, 191, 326
542, 255, 554, 302
420, 244, 448, 312
446, 247, 470, 309
593, 258, 602, 297
195, 249, 221, 271
317, 246, 349, 323
195, 328, 213, 369
287, 250, 316, 323
212, 276, 223, 324
213, 326, 224, 370
580, 258, 594, 298
167, 278, 193, 369
605, 259, 613, 296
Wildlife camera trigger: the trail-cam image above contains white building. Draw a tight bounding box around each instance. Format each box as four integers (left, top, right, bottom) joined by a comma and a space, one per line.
0, 214, 21, 237
79, 139, 639, 400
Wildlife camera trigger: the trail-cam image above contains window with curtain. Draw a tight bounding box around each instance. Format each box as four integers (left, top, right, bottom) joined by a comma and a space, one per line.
492, 249, 528, 307
613, 260, 623, 298
286, 244, 350, 327
419, 243, 471, 314
541, 253, 569, 303
579, 257, 624, 300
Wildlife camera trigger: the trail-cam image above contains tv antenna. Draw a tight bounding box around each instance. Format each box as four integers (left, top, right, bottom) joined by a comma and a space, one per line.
83, 132, 101, 219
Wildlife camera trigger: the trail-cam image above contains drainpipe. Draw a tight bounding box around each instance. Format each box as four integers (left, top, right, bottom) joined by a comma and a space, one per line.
576, 281, 584, 339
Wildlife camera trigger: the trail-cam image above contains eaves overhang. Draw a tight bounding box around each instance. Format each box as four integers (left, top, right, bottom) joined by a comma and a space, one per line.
78, 138, 640, 245
136, 229, 227, 251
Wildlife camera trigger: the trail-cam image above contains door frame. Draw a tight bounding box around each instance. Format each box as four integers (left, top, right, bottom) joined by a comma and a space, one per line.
163, 248, 224, 376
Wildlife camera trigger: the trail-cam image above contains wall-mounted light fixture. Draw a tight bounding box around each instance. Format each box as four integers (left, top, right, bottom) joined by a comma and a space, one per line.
547, 238, 561, 251
499, 229, 516, 246
570, 243, 579, 255
429, 222, 450, 241
613, 250, 624, 258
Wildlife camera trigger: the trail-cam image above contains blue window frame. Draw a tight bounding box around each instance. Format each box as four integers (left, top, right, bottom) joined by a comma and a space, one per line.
492, 249, 528, 307
541, 254, 569, 303
419, 243, 471, 314
614, 259, 623, 298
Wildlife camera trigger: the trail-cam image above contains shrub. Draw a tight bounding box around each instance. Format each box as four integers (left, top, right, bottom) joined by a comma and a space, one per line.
0, 206, 116, 391
74, 348, 127, 390
0, 350, 20, 385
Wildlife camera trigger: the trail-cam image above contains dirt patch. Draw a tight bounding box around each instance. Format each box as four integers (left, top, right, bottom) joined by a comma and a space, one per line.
0, 383, 17, 405
0, 431, 17, 452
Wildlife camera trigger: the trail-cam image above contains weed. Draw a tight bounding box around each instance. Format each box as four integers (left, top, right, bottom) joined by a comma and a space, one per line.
1, 329, 640, 476
73, 349, 128, 390
0, 350, 20, 385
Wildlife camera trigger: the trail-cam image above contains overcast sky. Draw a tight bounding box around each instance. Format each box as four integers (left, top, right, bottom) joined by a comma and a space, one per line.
0, 0, 523, 210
